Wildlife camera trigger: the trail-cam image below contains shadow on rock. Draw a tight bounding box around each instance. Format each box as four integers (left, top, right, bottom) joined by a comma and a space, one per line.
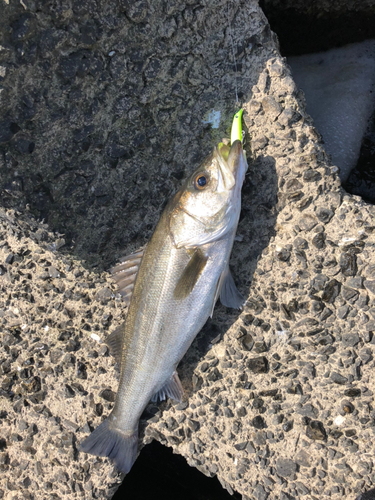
356, 489, 375, 500
169, 154, 279, 401
0, 0, 265, 272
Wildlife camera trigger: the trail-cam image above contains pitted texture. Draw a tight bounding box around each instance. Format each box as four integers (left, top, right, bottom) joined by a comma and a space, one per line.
1, 0, 375, 499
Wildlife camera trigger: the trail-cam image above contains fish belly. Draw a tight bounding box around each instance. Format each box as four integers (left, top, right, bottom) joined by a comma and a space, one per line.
114, 234, 233, 430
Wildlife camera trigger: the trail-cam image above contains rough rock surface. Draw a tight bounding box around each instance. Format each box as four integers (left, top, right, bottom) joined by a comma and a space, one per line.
1, 1, 375, 500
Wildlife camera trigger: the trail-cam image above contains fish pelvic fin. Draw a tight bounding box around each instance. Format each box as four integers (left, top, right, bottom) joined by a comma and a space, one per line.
80, 417, 138, 474
151, 371, 184, 403
110, 246, 146, 305
173, 248, 208, 300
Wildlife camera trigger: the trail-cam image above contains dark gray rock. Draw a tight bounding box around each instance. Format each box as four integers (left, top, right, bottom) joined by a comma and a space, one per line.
337, 306, 349, 319
239, 333, 254, 351
276, 248, 291, 262
311, 232, 326, 249
295, 449, 311, 467
306, 420, 326, 440
346, 277, 364, 289
234, 441, 248, 451
252, 416, 266, 429
342, 332, 360, 348
364, 280, 375, 295
262, 96, 282, 120
254, 341, 268, 353
340, 253, 357, 276
342, 286, 359, 302
295, 482, 310, 496
99, 389, 116, 402
331, 372, 348, 385
356, 488, 375, 500
293, 237, 308, 249
276, 458, 297, 477
248, 357, 268, 373
316, 207, 334, 223
321, 279, 341, 303
297, 404, 318, 418
343, 388, 361, 397
254, 484, 268, 500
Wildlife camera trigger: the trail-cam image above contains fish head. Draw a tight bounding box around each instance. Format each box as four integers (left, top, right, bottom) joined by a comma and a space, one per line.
169, 140, 248, 248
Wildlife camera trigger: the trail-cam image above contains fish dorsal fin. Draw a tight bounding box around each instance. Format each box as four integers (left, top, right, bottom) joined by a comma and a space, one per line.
210, 264, 244, 317
173, 248, 208, 300
105, 324, 124, 367
110, 246, 146, 305
151, 371, 184, 403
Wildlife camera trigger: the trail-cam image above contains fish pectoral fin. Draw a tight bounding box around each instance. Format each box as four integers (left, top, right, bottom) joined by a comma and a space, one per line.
173, 249, 208, 300
109, 246, 146, 304
151, 371, 184, 403
210, 265, 244, 317
105, 324, 124, 367
219, 265, 245, 309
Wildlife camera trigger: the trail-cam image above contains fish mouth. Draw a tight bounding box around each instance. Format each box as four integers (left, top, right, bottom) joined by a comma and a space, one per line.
215, 140, 247, 192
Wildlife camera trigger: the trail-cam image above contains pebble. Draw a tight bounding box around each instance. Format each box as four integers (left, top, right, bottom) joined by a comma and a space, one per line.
331, 372, 348, 385
342, 332, 360, 348
295, 449, 311, 467
254, 484, 268, 500
99, 389, 116, 402
259, 389, 278, 397
248, 357, 268, 373
312, 232, 326, 249
246, 442, 256, 454
344, 388, 361, 397
317, 208, 334, 223
95, 287, 113, 303
276, 458, 297, 477
254, 341, 268, 353
306, 420, 326, 440
283, 421, 293, 432
48, 266, 60, 278
239, 333, 254, 351
234, 441, 248, 451
364, 280, 375, 295
321, 279, 341, 303
346, 277, 364, 289
77, 362, 88, 379
340, 253, 357, 276
64, 384, 75, 398
252, 416, 266, 429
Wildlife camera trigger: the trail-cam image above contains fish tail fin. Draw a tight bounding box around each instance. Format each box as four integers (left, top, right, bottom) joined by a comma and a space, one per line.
80, 417, 138, 474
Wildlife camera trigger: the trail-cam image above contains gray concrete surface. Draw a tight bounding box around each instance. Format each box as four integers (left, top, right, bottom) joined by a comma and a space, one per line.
1, 1, 375, 499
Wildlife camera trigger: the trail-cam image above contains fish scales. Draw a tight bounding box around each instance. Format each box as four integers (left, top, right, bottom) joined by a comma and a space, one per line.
118, 213, 230, 423
80, 138, 248, 473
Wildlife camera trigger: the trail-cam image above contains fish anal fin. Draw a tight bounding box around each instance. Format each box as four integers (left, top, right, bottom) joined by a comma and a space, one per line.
105, 324, 124, 367
151, 371, 184, 403
219, 265, 244, 309
110, 246, 146, 303
173, 249, 208, 300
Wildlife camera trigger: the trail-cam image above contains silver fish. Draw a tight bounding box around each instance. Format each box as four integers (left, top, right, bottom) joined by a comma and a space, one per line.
80, 139, 248, 473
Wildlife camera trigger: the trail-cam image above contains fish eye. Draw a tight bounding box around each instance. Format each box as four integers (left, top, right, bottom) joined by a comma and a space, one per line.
193, 173, 209, 190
